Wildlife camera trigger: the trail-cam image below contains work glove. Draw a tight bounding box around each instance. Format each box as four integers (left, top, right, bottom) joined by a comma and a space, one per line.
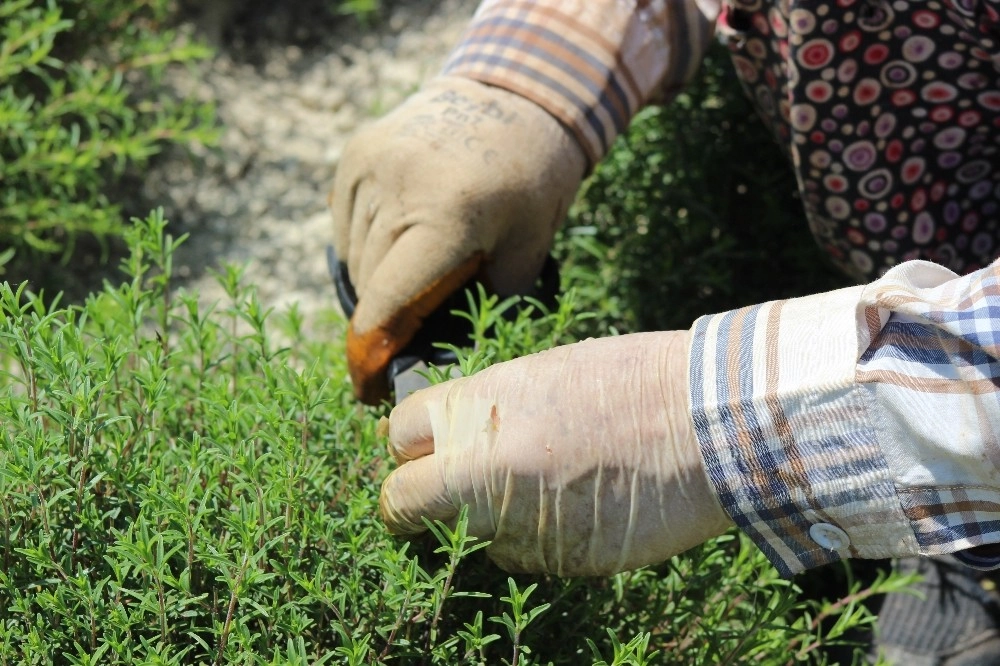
379, 332, 734, 576
330, 76, 587, 404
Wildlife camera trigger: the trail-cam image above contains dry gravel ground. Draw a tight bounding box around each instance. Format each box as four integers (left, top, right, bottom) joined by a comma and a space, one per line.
144, 0, 477, 330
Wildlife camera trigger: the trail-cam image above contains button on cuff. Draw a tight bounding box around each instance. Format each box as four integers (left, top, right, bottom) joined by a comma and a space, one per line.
809, 523, 851, 551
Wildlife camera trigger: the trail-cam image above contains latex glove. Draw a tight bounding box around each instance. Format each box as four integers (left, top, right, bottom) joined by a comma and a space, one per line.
379, 332, 734, 576
330, 76, 587, 404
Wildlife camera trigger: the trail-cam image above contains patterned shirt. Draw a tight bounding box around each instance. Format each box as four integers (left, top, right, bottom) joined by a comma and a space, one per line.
444, 0, 1000, 282
691, 258, 1000, 576
443, 0, 1000, 575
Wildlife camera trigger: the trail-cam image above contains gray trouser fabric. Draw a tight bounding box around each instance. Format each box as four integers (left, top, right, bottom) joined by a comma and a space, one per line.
871, 556, 1000, 666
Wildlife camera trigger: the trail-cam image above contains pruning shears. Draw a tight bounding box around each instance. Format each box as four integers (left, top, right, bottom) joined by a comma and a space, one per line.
326, 246, 560, 404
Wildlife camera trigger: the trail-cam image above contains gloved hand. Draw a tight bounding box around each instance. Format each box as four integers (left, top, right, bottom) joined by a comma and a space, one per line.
379, 332, 734, 576
330, 76, 587, 404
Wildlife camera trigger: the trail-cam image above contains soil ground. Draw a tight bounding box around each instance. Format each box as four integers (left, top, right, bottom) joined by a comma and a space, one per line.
144, 0, 477, 330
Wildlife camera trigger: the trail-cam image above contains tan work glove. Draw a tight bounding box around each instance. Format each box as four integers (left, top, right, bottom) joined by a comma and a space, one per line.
379, 332, 734, 576
330, 76, 587, 404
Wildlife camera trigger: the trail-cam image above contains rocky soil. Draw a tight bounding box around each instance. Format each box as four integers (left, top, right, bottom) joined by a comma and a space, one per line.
144, 0, 477, 330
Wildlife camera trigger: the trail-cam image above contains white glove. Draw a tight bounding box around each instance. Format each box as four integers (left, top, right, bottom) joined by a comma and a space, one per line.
330, 76, 587, 403
379, 332, 734, 576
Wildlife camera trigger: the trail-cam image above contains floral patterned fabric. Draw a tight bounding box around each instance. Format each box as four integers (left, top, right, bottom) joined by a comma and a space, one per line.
720, 0, 1000, 280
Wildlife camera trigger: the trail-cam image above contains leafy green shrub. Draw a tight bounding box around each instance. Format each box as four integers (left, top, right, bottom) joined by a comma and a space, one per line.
0, 0, 215, 258
0, 211, 914, 664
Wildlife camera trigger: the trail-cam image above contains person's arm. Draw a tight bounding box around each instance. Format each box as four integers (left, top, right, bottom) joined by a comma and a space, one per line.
331, 0, 719, 403
380, 259, 1000, 576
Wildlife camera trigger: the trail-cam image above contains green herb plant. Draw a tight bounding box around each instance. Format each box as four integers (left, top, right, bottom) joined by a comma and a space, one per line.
0, 210, 914, 664
0, 0, 216, 260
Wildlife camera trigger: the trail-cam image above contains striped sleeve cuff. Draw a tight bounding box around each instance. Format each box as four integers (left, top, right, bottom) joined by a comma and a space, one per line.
442, 0, 718, 165
688, 285, 917, 577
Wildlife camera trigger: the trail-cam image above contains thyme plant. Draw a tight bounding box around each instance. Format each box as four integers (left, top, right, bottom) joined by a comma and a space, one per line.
0, 211, 913, 664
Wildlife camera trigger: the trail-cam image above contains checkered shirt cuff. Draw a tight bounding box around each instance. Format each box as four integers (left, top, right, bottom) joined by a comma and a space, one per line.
688, 284, 916, 577
858, 261, 1000, 564
690, 260, 1000, 576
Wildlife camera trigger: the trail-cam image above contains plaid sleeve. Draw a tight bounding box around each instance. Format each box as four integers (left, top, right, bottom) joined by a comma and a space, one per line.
441, 0, 719, 165
689, 260, 1000, 576
858, 261, 1000, 561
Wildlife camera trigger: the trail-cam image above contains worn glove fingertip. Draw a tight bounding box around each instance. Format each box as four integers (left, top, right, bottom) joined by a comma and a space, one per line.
379, 456, 458, 537
379, 469, 430, 536
347, 251, 486, 405
346, 323, 395, 405
376, 415, 390, 439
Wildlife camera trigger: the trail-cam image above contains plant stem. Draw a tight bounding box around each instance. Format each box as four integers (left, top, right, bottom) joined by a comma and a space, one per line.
214, 551, 250, 665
